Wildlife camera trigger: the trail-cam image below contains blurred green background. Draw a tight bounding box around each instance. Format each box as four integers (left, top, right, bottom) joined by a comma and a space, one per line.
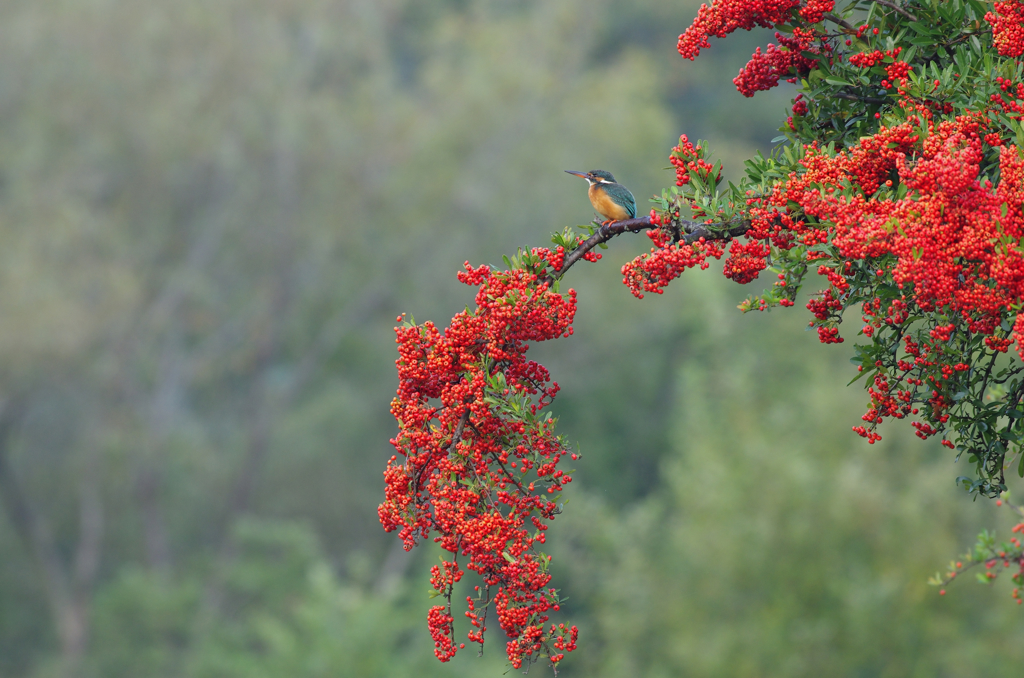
1, 0, 1023, 676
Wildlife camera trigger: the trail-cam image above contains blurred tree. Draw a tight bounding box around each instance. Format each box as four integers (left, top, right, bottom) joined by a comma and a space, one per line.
0, 0, 748, 674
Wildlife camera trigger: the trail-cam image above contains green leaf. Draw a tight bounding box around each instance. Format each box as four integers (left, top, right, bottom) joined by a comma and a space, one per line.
848, 369, 876, 386
909, 34, 939, 47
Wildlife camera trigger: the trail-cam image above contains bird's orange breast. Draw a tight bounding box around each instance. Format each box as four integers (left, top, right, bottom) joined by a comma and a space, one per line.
588, 184, 632, 221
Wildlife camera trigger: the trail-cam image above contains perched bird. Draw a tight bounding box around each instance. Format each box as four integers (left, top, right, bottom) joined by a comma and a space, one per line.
565, 169, 636, 223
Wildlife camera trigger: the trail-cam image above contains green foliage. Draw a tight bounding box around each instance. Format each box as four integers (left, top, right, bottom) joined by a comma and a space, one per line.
89, 571, 199, 678
85, 520, 510, 678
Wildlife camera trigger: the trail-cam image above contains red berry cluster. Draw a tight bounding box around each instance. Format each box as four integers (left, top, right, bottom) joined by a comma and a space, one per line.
670, 134, 721, 188
677, 1, 834, 96
677, 0, 804, 60
381, 262, 579, 671
792, 93, 808, 116
848, 46, 901, 69
885, 59, 911, 80
797, 0, 833, 23
723, 239, 770, 283
986, 1, 1024, 57
734, 28, 821, 96
990, 75, 1024, 122
845, 47, 911, 91
532, 237, 603, 272
621, 229, 725, 298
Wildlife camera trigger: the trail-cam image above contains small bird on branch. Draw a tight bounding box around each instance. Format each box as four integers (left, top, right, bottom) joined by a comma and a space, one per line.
565, 170, 636, 224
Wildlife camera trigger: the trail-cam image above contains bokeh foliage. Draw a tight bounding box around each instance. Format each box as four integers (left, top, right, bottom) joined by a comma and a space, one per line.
0, 0, 1020, 676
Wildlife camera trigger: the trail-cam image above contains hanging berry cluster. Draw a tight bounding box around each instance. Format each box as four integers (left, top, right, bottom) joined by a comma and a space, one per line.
676, 0, 830, 61
381, 251, 588, 673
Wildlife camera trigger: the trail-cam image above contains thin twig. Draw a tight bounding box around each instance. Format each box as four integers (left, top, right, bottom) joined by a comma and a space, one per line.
468, 461, 502, 513
462, 420, 530, 500
412, 407, 472, 501
464, 419, 533, 498
873, 0, 917, 22
489, 448, 531, 497
477, 583, 490, 657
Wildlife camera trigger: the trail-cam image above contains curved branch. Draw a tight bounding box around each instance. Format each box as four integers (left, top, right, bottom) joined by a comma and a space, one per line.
552, 215, 752, 281
555, 217, 656, 277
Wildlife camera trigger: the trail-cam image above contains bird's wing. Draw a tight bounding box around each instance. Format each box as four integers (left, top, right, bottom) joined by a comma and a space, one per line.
608, 184, 637, 218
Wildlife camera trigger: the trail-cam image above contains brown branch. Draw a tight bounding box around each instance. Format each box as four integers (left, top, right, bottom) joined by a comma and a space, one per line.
834, 92, 889, 105
449, 409, 470, 454
682, 217, 753, 244
554, 217, 654, 277
873, 0, 917, 22
552, 215, 752, 281
0, 399, 90, 669
73, 472, 103, 595
823, 12, 856, 32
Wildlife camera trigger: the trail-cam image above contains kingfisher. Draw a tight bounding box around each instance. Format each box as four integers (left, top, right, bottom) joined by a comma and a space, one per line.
565, 170, 636, 223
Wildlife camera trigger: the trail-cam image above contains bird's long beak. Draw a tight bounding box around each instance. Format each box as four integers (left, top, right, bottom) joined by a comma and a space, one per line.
564, 170, 588, 179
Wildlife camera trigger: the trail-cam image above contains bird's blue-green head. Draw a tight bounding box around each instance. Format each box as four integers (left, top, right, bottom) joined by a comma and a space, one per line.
565, 169, 617, 184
